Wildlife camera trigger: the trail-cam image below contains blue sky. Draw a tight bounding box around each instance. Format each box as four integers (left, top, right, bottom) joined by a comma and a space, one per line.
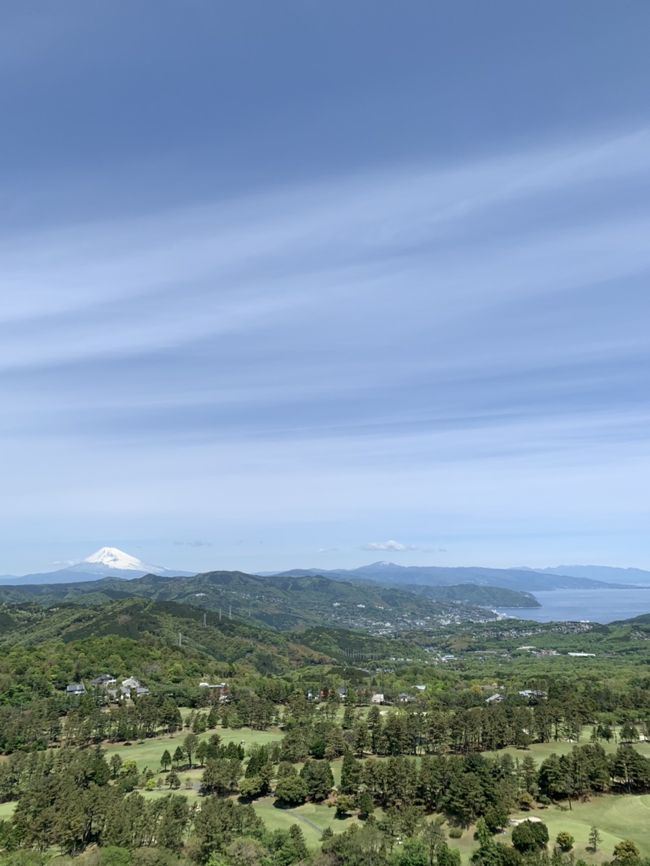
2, 2, 650, 574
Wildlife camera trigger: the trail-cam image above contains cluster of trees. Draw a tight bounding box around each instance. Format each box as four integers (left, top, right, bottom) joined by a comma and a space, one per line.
3, 720, 650, 863
0, 747, 309, 865
0, 698, 65, 753
273, 702, 573, 764
272, 692, 650, 765
6, 647, 650, 761
0, 682, 280, 757
538, 743, 650, 802
194, 737, 650, 830
0, 695, 184, 754
66, 697, 184, 745
0, 748, 188, 856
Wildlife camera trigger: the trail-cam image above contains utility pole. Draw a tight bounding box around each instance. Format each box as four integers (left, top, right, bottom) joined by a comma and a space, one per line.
203, 612, 207, 627
228, 604, 232, 620
219, 607, 222, 621
178, 632, 182, 648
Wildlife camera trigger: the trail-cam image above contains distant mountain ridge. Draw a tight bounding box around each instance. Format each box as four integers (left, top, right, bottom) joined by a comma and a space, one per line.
538, 565, 650, 586
267, 561, 626, 590
2, 549, 643, 592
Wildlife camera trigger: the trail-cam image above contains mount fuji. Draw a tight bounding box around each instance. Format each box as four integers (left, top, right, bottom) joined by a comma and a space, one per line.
0, 547, 193, 585
79, 546, 164, 575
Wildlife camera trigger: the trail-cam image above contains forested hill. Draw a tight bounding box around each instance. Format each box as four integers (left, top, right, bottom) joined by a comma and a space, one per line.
0, 598, 333, 694
401, 582, 540, 608
0, 569, 526, 631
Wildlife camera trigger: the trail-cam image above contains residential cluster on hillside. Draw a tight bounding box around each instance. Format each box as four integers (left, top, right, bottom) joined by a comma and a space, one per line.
65, 675, 150, 699
198, 680, 229, 701
65, 675, 231, 703
485, 688, 548, 705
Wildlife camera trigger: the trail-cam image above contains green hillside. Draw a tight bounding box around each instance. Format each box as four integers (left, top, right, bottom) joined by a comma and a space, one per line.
402, 582, 541, 608
0, 569, 507, 632
0, 598, 334, 702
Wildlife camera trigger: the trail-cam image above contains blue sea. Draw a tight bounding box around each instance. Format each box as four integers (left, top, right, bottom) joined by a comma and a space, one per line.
498, 587, 650, 624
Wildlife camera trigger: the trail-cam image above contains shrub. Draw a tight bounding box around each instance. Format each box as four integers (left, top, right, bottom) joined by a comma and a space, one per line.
511, 820, 549, 853
612, 840, 641, 866
555, 832, 574, 852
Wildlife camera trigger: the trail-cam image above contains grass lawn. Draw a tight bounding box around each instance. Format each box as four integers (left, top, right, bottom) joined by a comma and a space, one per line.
506, 795, 650, 862
486, 731, 650, 766
137, 790, 360, 849
140, 787, 201, 805
0, 801, 15, 819
444, 826, 477, 865
103, 724, 284, 772
444, 795, 650, 865
253, 797, 361, 847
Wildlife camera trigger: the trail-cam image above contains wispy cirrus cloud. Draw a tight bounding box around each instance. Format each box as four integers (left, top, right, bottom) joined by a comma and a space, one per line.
2, 127, 650, 571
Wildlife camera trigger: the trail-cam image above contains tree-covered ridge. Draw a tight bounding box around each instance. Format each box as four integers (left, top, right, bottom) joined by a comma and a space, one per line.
402, 584, 541, 608
0, 598, 332, 704
0, 569, 532, 631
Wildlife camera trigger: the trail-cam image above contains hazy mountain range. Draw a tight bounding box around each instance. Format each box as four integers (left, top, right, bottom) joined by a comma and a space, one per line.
266, 561, 649, 590
535, 565, 650, 586
2, 548, 649, 592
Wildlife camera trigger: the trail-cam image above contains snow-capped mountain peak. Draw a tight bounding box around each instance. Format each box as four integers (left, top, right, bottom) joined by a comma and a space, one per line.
81, 547, 163, 574
0, 547, 193, 585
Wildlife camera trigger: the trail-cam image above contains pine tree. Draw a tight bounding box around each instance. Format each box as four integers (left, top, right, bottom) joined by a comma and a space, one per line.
184, 732, 199, 767
196, 740, 209, 766
342, 702, 356, 729
109, 753, 123, 779
588, 826, 602, 852
300, 758, 334, 802
340, 751, 362, 794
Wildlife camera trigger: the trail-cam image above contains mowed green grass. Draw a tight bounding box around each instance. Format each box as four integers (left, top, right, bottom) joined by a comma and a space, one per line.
507, 796, 650, 862
138, 792, 358, 848
0, 801, 15, 819
141, 787, 201, 805
447, 796, 650, 866
252, 797, 363, 847
103, 724, 284, 772
487, 730, 650, 766
111, 789, 650, 860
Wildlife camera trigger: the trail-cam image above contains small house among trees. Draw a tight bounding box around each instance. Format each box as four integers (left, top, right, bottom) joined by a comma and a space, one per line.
65, 682, 86, 696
